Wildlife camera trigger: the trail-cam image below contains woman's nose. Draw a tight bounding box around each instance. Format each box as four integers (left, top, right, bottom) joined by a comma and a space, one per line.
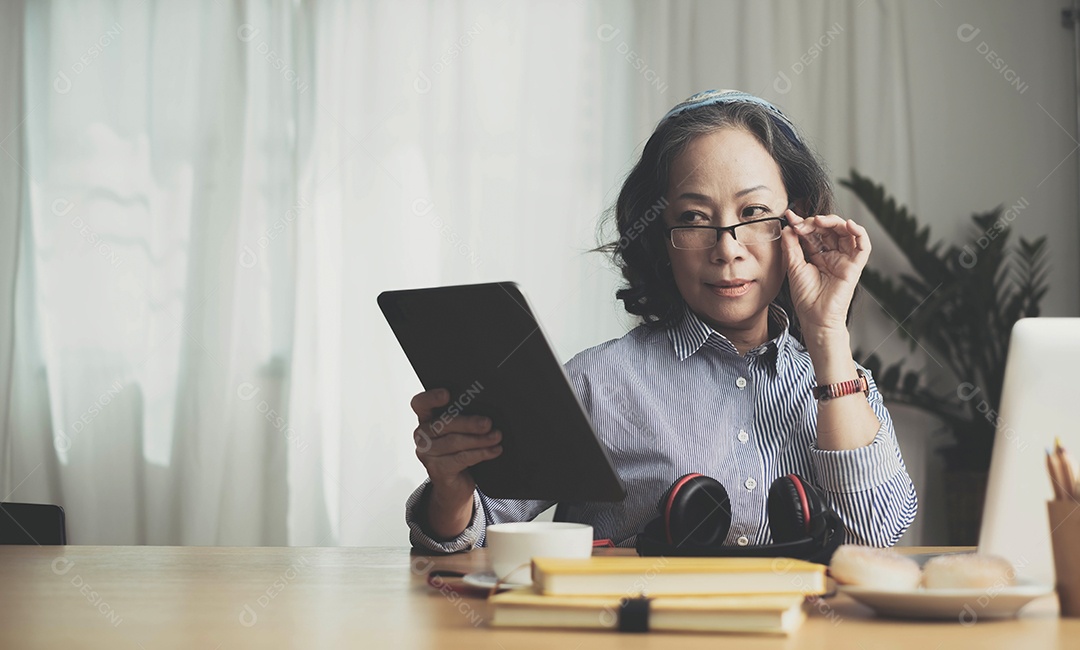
711, 228, 746, 262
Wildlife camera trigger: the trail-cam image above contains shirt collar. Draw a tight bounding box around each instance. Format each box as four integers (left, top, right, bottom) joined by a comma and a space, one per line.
666, 303, 795, 376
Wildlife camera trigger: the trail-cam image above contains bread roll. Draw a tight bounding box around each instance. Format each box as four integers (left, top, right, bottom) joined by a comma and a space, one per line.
922, 553, 1015, 590
829, 544, 922, 590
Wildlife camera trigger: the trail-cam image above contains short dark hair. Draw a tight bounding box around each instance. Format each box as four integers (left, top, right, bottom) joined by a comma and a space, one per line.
594, 101, 839, 344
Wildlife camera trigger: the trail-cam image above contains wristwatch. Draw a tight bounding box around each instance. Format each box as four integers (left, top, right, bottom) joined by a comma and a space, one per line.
812, 368, 870, 402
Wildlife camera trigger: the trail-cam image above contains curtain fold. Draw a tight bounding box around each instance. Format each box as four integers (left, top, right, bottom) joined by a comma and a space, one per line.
10, 0, 303, 544
0, 0, 25, 499
1, 0, 643, 545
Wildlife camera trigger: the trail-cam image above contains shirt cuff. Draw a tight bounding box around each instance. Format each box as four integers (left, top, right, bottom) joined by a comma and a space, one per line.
405, 480, 486, 553
808, 422, 905, 493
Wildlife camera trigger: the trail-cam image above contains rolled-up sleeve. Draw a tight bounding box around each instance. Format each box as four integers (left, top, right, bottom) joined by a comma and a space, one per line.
405, 481, 487, 553
405, 479, 556, 553
808, 364, 918, 547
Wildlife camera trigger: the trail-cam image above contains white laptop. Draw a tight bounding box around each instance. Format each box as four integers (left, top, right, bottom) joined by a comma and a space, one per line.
979, 317, 1080, 584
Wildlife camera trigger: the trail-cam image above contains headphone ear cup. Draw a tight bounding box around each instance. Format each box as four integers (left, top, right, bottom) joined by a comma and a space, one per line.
768, 474, 814, 543
798, 478, 831, 539
665, 475, 731, 547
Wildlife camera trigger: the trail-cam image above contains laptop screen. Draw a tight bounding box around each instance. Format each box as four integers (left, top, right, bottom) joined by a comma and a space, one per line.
979, 318, 1080, 584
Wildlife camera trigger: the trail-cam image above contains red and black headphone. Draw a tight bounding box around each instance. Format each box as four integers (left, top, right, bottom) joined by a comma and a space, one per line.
635, 473, 843, 564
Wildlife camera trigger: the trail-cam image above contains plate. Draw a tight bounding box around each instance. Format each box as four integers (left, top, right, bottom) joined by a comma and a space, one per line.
839, 580, 1053, 621
461, 571, 531, 591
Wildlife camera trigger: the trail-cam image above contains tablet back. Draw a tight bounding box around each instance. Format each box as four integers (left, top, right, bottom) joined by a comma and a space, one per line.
379, 282, 625, 502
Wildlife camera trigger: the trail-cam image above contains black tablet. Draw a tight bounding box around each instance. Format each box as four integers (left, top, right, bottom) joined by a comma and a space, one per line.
378, 281, 625, 502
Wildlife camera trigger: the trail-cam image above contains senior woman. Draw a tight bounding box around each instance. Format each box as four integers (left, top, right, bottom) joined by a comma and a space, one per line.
404, 90, 917, 552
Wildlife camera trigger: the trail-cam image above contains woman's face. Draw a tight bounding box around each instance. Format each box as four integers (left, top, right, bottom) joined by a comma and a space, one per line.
662, 127, 788, 342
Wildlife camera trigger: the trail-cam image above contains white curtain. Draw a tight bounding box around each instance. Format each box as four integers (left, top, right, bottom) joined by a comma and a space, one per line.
2, 0, 1074, 546
1, 0, 643, 545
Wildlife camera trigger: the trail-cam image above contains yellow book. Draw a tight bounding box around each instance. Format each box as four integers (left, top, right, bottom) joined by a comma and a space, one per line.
530, 556, 826, 597
490, 588, 807, 635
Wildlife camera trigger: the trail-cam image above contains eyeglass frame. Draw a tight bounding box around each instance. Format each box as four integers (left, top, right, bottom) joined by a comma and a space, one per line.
666, 215, 791, 250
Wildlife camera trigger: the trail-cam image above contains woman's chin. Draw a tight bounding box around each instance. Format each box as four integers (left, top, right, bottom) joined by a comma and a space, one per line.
696, 304, 760, 332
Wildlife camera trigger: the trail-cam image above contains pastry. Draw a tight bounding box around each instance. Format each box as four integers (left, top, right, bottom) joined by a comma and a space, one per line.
922, 553, 1015, 590
829, 544, 922, 590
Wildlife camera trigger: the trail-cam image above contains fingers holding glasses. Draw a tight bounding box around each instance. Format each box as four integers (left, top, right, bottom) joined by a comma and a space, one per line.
785, 210, 830, 258
844, 218, 872, 266
786, 211, 866, 261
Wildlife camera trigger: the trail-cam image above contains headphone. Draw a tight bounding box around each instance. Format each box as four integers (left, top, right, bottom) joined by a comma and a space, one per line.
635, 473, 844, 565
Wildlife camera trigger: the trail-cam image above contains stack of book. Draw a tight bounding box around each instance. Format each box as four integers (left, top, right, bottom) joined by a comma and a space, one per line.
489, 556, 826, 635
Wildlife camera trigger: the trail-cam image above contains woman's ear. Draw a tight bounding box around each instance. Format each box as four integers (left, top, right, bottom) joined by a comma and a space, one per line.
791, 198, 812, 217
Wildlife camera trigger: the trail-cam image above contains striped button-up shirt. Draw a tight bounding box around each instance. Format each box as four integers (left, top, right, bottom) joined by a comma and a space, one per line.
405, 304, 918, 552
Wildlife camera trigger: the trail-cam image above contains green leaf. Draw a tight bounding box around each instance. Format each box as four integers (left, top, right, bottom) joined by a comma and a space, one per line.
839, 171, 953, 285
840, 171, 1053, 472
880, 364, 901, 391
902, 371, 919, 393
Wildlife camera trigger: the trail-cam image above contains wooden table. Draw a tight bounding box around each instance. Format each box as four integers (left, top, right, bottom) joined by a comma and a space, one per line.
0, 545, 1072, 648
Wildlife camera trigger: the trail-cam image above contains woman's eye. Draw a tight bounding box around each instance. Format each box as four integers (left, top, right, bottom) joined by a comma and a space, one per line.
742, 206, 769, 219
678, 211, 705, 222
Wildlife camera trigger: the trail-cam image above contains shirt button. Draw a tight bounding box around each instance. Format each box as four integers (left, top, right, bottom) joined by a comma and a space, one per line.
744, 477, 757, 491
736, 536, 749, 546
736, 377, 747, 389
737, 430, 749, 443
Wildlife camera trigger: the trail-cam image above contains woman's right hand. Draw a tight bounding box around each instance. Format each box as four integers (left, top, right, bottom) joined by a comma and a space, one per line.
411, 388, 502, 538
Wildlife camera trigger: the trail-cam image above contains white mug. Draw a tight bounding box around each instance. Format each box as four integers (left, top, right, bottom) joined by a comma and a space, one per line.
486, 522, 593, 585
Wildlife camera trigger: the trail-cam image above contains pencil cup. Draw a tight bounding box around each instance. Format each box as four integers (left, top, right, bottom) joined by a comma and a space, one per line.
1048, 500, 1080, 617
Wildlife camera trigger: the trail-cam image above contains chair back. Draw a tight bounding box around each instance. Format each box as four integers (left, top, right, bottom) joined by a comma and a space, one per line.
0, 502, 67, 545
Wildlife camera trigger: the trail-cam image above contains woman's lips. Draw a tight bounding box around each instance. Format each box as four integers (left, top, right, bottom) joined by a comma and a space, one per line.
707, 280, 754, 297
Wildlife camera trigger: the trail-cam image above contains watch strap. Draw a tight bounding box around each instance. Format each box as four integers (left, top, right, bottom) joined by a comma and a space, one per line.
812, 368, 869, 402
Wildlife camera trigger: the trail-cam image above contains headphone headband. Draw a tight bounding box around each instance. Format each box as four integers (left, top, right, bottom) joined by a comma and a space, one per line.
787, 473, 811, 535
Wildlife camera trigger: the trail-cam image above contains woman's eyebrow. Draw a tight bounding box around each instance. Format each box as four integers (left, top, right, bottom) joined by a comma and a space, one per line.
675, 192, 712, 202
675, 186, 771, 202
734, 185, 769, 197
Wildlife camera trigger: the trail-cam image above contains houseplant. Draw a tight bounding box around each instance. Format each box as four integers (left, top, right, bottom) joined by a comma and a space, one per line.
840, 170, 1050, 544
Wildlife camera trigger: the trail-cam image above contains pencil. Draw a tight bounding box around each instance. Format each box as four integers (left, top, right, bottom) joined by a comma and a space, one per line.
1057, 438, 1079, 501
1047, 449, 1066, 500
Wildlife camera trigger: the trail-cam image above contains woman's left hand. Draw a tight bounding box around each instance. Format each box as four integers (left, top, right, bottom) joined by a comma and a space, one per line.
779, 210, 871, 335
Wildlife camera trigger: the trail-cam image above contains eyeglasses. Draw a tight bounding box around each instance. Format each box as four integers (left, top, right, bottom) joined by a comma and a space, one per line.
667, 217, 789, 250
